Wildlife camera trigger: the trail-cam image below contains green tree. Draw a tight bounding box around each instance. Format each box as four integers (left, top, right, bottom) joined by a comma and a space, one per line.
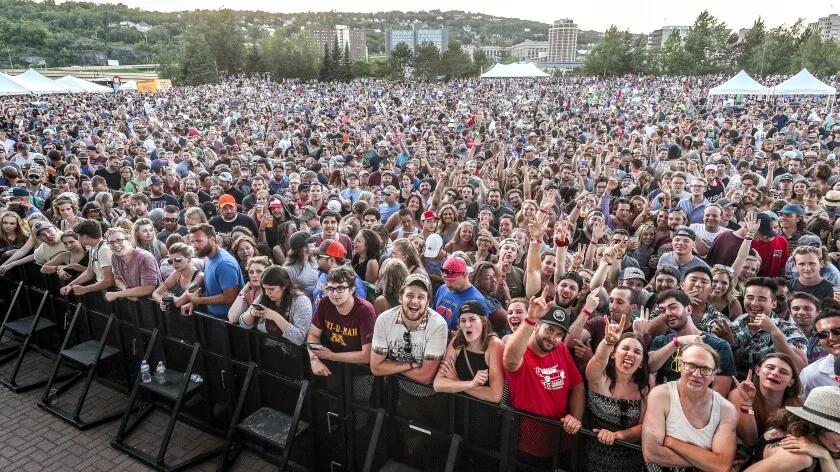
497, 49, 515, 64
683, 10, 731, 74
735, 18, 766, 73
319, 42, 333, 81
201, 9, 245, 75
582, 25, 633, 76
796, 33, 840, 76
179, 25, 218, 85
388, 42, 412, 80
263, 31, 321, 80
410, 41, 441, 81
658, 30, 691, 75
342, 42, 352, 81
472, 47, 491, 74
440, 41, 472, 77
244, 44, 264, 74
759, 20, 805, 75
351, 58, 389, 78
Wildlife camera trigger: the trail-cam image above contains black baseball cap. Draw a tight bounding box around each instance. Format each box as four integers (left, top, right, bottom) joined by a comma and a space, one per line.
540, 306, 572, 332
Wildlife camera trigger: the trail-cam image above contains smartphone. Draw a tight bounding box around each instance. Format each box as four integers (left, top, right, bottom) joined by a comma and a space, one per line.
251, 303, 265, 311
307, 343, 323, 350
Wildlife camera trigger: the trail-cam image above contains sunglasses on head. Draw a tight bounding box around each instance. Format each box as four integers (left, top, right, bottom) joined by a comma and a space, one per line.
441, 268, 464, 276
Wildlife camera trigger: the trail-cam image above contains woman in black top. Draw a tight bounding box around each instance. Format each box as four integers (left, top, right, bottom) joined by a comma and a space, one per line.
41, 230, 89, 280
351, 229, 380, 284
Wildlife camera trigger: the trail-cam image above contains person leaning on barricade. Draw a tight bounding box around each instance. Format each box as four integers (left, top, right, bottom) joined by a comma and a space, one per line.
182, 223, 244, 318
59, 219, 114, 297
101, 227, 160, 302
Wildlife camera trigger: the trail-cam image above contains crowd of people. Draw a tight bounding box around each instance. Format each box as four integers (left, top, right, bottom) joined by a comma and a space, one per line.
2, 73, 840, 471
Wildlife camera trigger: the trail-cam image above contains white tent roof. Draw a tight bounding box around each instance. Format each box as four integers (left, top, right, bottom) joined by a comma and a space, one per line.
7, 69, 70, 94
120, 80, 137, 90
708, 70, 769, 96
55, 75, 112, 93
0, 74, 31, 95
771, 69, 837, 96
481, 63, 549, 78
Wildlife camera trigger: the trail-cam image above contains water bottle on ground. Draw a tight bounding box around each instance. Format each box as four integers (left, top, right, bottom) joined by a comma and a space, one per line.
140, 360, 151, 383
155, 361, 167, 384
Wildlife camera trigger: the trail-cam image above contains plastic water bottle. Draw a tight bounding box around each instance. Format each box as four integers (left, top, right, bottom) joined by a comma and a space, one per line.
155, 361, 166, 384
140, 360, 152, 383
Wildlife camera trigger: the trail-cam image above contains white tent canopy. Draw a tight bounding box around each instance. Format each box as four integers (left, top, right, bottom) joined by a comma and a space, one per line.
708, 70, 769, 96
120, 80, 137, 91
481, 63, 549, 78
771, 69, 837, 96
55, 75, 112, 93
0, 74, 32, 95
7, 68, 70, 94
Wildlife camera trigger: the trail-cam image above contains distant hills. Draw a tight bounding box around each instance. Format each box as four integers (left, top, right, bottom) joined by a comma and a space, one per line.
0, 1, 603, 67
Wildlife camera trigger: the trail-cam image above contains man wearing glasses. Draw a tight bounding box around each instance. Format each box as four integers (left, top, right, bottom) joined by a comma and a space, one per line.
156, 205, 188, 242
307, 266, 376, 377
800, 309, 840, 395
102, 228, 160, 303
642, 342, 737, 471
370, 273, 447, 385
311, 239, 366, 305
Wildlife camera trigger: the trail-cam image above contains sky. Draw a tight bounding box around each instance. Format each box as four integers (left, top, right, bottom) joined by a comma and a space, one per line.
89, 0, 835, 33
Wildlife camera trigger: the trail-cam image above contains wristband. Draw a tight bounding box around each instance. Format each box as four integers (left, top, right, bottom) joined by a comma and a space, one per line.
309, 354, 318, 361
673, 338, 680, 348
538, 208, 547, 214
604, 340, 616, 347
740, 406, 754, 416
581, 309, 593, 318
523, 317, 537, 326
530, 239, 542, 245
555, 239, 569, 248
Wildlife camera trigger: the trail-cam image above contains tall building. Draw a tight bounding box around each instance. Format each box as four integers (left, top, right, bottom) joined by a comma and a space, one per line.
647, 26, 691, 50
547, 19, 578, 63
813, 14, 840, 40
510, 40, 549, 63
481, 46, 504, 63
385, 24, 449, 56
309, 25, 368, 60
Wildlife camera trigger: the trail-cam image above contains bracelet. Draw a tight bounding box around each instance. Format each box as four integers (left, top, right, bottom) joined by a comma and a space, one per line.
523, 317, 537, 326
740, 406, 754, 416
581, 309, 593, 318
538, 208, 547, 213
555, 240, 569, 248
309, 354, 318, 361
604, 340, 616, 347
530, 239, 542, 245
673, 338, 680, 348
741, 402, 753, 407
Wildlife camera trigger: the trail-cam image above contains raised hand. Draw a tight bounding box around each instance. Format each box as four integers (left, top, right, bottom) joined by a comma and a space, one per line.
572, 339, 593, 362
744, 211, 760, 235
732, 369, 757, 402
605, 314, 625, 344
711, 319, 736, 346
632, 308, 650, 336
526, 287, 551, 323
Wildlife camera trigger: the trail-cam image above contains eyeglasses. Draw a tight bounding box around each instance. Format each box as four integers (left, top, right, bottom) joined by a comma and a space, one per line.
403, 331, 413, 356
162, 217, 178, 223
679, 361, 717, 377
441, 268, 464, 276
325, 286, 349, 295
107, 238, 128, 247
816, 327, 840, 339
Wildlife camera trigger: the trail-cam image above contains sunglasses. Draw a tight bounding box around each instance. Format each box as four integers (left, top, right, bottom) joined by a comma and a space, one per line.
403, 331, 413, 356
816, 327, 840, 339
162, 217, 178, 223
713, 264, 734, 275
171, 257, 184, 264
441, 268, 464, 276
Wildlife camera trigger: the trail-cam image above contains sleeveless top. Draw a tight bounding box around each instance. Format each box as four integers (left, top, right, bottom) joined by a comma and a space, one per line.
582, 391, 645, 472
384, 293, 399, 309
454, 348, 490, 381
171, 270, 199, 298
63, 251, 91, 279
664, 381, 721, 450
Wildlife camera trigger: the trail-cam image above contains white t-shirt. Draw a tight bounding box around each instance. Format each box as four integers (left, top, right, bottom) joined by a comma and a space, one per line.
689, 223, 732, 247
372, 306, 448, 365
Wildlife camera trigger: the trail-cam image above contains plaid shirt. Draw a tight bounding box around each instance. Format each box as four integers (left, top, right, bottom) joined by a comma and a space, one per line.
730, 312, 807, 377
650, 302, 731, 334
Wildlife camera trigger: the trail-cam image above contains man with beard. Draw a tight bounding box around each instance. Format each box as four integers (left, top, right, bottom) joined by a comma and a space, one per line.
486, 188, 514, 226
209, 194, 258, 236
309, 211, 353, 259
181, 176, 212, 204
800, 309, 840, 395
217, 172, 244, 204
434, 257, 489, 332
148, 175, 180, 211
128, 193, 150, 221
648, 290, 737, 397
102, 227, 160, 303
156, 206, 188, 242
657, 227, 710, 278
370, 273, 447, 385
505, 188, 524, 215
503, 289, 583, 468
715, 277, 807, 378
241, 176, 267, 211
184, 224, 244, 319
570, 211, 609, 248
418, 178, 434, 210
642, 342, 737, 471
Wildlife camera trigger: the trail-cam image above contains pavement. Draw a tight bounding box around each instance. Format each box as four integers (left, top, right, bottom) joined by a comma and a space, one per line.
0, 350, 276, 471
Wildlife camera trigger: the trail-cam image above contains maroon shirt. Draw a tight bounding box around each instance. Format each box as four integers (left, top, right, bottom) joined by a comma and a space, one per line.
311, 296, 376, 352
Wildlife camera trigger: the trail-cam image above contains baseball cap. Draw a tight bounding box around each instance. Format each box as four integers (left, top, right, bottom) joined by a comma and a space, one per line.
778, 173, 794, 182
218, 194, 236, 208
148, 175, 163, 186
655, 265, 682, 283
459, 300, 488, 318
383, 186, 398, 196
540, 305, 572, 332
218, 172, 233, 182
289, 231, 313, 251
326, 199, 342, 213
798, 234, 822, 248
673, 226, 696, 241
402, 273, 432, 294
298, 182, 312, 192
31, 220, 54, 235
268, 199, 283, 209
421, 210, 438, 221
424, 234, 443, 258
315, 239, 346, 259
201, 201, 217, 218
756, 213, 777, 238
441, 257, 469, 279
300, 205, 319, 221
150, 159, 168, 171
619, 267, 646, 281
779, 204, 805, 216
11, 187, 30, 197
704, 164, 717, 172
524, 145, 536, 152
717, 198, 734, 208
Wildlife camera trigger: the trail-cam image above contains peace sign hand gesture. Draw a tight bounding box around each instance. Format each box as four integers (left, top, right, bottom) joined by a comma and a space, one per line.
732, 369, 757, 402
604, 314, 625, 345
632, 308, 650, 336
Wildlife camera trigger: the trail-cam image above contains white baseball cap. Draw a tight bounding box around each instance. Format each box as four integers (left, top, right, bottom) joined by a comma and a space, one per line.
424, 234, 443, 258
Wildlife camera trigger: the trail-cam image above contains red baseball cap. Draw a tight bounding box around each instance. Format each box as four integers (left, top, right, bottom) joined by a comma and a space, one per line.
218, 194, 236, 208
441, 257, 468, 279
421, 210, 438, 221
315, 239, 346, 260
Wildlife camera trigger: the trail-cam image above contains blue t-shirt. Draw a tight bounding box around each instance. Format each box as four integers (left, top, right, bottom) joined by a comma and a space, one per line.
203, 248, 245, 319
378, 202, 400, 224
313, 271, 367, 306
340, 187, 362, 204
434, 284, 489, 331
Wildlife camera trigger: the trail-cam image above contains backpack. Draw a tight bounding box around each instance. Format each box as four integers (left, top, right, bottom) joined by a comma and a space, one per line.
363, 281, 377, 304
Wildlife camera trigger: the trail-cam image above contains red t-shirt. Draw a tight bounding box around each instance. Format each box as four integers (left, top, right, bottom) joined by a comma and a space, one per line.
505, 343, 582, 457
311, 296, 376, 353
751, 236, 789, 278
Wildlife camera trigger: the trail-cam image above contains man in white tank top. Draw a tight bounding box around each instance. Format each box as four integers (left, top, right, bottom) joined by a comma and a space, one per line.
642, 342, 738, 472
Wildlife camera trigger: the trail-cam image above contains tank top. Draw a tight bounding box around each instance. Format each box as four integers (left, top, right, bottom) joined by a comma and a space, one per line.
664, 381, 721, 450
454, 348, 490, 381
